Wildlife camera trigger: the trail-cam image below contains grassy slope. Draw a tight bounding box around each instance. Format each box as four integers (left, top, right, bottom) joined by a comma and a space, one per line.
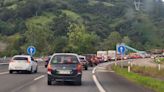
26, 12, 56, 27
62, 10, 82, 21
112, 66, 164, 92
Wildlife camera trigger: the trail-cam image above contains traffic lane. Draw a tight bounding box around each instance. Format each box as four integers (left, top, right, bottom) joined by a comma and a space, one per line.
0, 65, 46, 92
0, 62, 45, 73
96, 71, 154, 92
16, 67, 99, 92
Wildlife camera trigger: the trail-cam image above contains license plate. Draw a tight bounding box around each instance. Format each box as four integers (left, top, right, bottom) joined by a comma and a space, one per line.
58, 70, 70, 74
15, 67, 22, 69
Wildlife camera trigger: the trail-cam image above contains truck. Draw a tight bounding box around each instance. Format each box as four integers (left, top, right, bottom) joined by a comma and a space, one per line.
108, 50, 116, 61
97, 51, 108, 62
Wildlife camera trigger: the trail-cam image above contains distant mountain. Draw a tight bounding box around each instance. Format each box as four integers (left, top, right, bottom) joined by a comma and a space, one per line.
0, 0, 164, 56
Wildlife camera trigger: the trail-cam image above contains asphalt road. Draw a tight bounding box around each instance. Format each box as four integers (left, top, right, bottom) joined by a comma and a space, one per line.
95, 63, 154, 92
0, 61, 154, 92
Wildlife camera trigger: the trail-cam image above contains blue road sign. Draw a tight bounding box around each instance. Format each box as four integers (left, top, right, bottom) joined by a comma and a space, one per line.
27, 46, 36, 56
117, 45, 126, 55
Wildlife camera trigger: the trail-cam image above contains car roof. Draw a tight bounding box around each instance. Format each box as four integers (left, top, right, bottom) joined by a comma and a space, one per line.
78, 55, 85, 58
13, 55, 31, 58
50, 53, 80, 62
52, 53, 78, 56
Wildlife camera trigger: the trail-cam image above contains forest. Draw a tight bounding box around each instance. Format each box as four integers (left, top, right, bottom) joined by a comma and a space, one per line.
0, 0, 164, 56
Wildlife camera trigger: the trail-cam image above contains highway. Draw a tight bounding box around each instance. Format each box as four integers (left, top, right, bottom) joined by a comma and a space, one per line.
0, 62, 154, 92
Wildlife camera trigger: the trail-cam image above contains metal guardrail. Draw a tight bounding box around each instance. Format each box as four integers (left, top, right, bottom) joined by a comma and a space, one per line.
0, 57, 11, 63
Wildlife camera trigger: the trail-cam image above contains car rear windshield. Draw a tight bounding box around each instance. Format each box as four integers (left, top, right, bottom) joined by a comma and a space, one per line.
51, 55, 79, 64
79, 57, 86, 61
13, 57, 28, 61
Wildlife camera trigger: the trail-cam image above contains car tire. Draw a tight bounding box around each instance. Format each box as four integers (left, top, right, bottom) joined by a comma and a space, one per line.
76, 80, 82, 85
34, 66, 38, 73
29, 67, 33, 74
47, 80, 52, 85
85, 66, 88, 70
9, 70, 13, 74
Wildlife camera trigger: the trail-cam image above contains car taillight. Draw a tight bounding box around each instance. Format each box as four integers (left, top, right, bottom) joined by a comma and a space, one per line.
9, 60, 13, 63
27, 60, 30, 64
77, 64, 82, 73
47, 64, 52, 74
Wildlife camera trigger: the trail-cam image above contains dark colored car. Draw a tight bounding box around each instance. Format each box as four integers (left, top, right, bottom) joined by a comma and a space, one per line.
79, 55, 88, 70
47, 53, 82, 85
83, 54, 96, 67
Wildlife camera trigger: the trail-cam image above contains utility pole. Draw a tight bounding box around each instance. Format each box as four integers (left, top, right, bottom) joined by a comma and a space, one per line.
133, 0, 142, 11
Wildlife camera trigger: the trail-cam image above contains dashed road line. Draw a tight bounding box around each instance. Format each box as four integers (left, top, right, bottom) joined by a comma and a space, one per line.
92, 67, 96, 74
0, 71, 8, 75
34, 75, 45, 81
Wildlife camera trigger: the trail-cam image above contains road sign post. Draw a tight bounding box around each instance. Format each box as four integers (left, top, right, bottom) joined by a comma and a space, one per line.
27, 46, 36, 56
117, 44, 126, 68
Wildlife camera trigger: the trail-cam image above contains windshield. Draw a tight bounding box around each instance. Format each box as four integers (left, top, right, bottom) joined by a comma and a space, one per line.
51, 55, 78, 64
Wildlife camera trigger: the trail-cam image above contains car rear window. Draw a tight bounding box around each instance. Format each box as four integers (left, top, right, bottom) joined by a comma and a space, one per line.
79, 57, 85, 60
79, 57, 86, 61
13, 57, 28, 60
51, 55, 79, 64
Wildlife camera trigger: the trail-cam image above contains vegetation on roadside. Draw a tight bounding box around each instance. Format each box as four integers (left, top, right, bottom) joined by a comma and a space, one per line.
112, 66, 164, 92
154, 57, 164, 64
159, 58, 164, 64
131, 66, 164, 80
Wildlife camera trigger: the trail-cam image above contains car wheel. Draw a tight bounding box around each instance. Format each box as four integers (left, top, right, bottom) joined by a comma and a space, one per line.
9, 70, 13, 74
85, 66, 88, 70
34, 66, 38, 73
76, 80, 82, 85
29, 67, 33, 74
47, 80, 52, 85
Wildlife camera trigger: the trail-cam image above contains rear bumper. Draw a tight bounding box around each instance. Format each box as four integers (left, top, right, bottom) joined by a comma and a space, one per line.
48, 74, 81, 82
9, 65, 31, 71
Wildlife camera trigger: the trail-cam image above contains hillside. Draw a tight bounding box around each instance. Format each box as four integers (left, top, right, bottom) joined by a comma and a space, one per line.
0, 0, 164, 56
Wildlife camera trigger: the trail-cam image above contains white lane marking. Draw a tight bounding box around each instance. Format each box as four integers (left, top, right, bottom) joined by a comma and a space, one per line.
92, 67, 96, 74
0, 71, 8, 75
92, 67, 106, 92
96, 70, 110, 72
93, 75, 106, 92
34, 75, 45, 81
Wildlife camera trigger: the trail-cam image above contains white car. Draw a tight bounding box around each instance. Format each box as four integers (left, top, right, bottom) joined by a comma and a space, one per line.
9, 55, 38, 74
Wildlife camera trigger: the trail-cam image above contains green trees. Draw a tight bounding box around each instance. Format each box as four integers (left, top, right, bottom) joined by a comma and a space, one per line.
23, 24, 54, 55
67, 23, 99, 54
0, 0, 164, 56
101, 31, 122, 50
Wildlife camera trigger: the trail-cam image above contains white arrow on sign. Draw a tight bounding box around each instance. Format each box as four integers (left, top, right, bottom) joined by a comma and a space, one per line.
30, 48, 33, 54
120, 47, 123, 52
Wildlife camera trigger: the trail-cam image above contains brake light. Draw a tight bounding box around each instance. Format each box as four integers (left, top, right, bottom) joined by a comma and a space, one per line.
27, 59, 30, 64
47, 64, 52, 74
9, 60, 13, 63
77, 64, 82, 73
